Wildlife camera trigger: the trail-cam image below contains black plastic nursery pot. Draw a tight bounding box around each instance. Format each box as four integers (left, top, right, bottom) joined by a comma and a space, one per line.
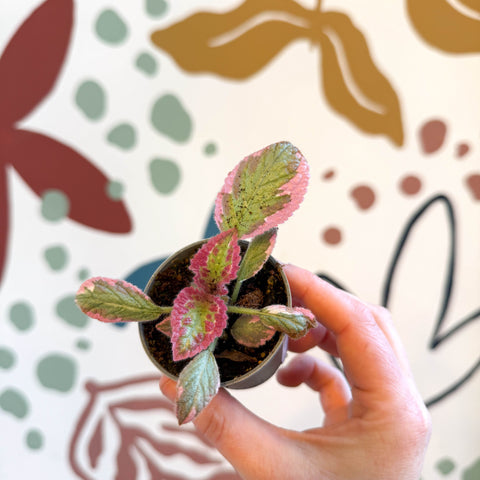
138, 239, 290, 389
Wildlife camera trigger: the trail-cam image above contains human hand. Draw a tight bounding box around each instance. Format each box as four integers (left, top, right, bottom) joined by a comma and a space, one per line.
160, 264, 431, 479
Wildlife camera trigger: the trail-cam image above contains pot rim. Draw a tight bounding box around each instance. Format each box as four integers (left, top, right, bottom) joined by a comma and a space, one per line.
138, 239, 291, 388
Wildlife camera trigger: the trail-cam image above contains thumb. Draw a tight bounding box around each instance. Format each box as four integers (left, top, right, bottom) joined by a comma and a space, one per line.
160, 376, 296, 479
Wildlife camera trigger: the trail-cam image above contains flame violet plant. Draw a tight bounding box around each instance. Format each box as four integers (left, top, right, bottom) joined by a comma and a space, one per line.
75, 141, 317, 424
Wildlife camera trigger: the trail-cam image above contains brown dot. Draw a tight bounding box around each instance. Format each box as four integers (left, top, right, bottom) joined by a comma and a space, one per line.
419, 119, 447, 154
456, 143, 470, 158
465, 174, 480, 200
400, 175, 422, 195
322, 227, 342, 245
322, 169, 335, 180
350, 185, 375, 210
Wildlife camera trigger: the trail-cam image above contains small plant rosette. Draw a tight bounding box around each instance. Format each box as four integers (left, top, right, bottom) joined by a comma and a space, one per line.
139, 239, 291, 389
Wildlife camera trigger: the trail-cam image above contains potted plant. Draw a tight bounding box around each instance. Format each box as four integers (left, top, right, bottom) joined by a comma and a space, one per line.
75, 141, 316, 424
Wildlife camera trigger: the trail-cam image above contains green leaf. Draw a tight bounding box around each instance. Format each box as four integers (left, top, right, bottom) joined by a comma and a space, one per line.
175, 350, 220, 424
214, 142, 309, 238
231, 314, 276, 347
257, 305, 317, 339
237, 228, 277, 283
75, 277, 168, 322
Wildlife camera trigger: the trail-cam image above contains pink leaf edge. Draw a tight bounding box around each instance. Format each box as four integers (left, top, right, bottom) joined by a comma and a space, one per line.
214, 143, 310, 239
189, 230, 241, 295
76, 277, 151, 323
170, 287, 227, 361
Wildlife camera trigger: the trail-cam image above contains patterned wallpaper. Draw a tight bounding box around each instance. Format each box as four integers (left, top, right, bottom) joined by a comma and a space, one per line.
0, 1, 479, 479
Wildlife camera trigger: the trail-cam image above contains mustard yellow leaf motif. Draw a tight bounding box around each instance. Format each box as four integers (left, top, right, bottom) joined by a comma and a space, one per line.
150, 0, 307, 79
407, 0, 480, 53
151, 0, 404, 146
317, 12, 404, 146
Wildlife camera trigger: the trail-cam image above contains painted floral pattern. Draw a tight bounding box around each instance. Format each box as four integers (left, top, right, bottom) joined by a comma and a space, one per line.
0, 0, 132, 286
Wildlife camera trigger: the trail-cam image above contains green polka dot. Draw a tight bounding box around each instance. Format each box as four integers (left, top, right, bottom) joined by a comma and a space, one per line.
26, 429, 44, 450
44, 245, 68, 271
9, 302, 35, 332
41, 190, 69, 222
151, 94, 192, 143
78, 268, 90, 281
75, 80, 106, 120
463, 458, 480, 480
56, 295, 89, 329
76, 338, 91, 351
204, 142, 217, 156
36, 353, 77, 393
146, 0, 168, 17
107, 123, 136, 150
0, 388, 29, 419
95, 9, 128, 44
135, 52, 158, 76
437, 458, 455, 475
106, 180, 124, 200
0, 347, 16, 370
149, 158, 181, 194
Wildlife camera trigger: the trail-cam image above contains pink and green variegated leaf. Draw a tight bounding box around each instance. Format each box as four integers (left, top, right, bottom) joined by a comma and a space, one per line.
171, 286, 227, 361
75, 277, 168, 323
236, 228, 277, 284
189, 230, 241, 295
231, 314, 276, 348
175, 350, 220, 424
257, 305, 317, 339
214, 142, 309, 239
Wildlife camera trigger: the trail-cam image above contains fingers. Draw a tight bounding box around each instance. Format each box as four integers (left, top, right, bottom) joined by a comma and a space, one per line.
287, 322, 339, 357
160, 376, 296, 479
277, 354, 351, 426
283, 264, 405, 402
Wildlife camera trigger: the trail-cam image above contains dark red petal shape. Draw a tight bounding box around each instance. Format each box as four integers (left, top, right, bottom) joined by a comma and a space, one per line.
0, 164, 8, 285
0, 0, 73, 126
8, 129, 132, 233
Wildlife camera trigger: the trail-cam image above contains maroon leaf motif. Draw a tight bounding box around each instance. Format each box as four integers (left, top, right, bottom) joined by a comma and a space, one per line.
0, 166, 8, 284
7, 129, 131, 233
0, 0, 73, 126
69, 376, 238, 479
88, 418, 104, 469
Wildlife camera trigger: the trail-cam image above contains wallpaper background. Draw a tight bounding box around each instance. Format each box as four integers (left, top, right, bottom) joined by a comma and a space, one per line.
0, 1, 479, 479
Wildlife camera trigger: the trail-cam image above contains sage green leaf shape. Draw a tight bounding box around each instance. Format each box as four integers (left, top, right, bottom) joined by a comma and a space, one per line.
214, 142, 309, 239
231, 314, 276, 347
75, 278, 169, 322
407, 0, 480, 53
175, 349, 220, 424
318, 11, 404, 146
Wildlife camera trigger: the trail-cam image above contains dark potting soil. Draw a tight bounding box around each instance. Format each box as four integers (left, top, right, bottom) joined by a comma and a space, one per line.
139, 242, 288, 383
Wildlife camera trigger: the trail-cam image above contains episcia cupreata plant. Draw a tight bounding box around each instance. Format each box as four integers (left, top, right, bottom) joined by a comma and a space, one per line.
75, 141, 317, 424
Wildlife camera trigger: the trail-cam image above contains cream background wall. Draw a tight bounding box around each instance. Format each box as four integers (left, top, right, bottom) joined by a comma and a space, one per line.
0, 1, 479, 479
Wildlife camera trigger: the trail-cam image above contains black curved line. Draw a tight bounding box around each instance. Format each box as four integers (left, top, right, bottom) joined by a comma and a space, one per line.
381, 194, 455, 348
425, 357, 480, 408
432, 308, 480, 348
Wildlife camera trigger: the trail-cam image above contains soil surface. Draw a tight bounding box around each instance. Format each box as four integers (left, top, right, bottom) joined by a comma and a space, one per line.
139, 242, 288, 383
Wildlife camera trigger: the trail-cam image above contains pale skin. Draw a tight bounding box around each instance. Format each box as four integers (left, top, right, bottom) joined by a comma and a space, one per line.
160, 264, 432, 480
